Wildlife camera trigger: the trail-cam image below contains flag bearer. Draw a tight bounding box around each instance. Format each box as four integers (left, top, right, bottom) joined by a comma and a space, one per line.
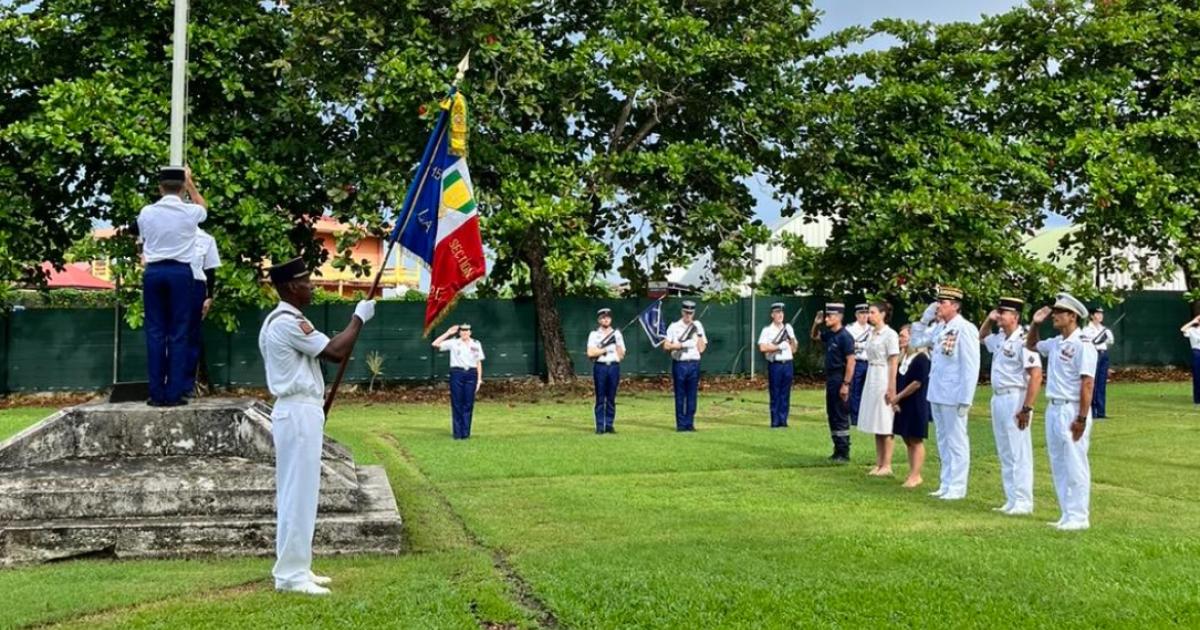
259, 257, 375, 595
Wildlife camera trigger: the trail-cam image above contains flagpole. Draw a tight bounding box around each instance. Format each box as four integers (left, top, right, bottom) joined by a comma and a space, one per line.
168, 0, 188, 166
323, 53, 471, 418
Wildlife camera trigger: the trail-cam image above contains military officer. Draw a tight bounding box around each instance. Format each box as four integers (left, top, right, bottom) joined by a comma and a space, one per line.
910, 286, 981, 501
1027, 293, 1097, 531
432, 324, 486, 439
979, 297, 1043, 516
183, 227, 221, 396
587, 308, 626, 434
663, 300, 706, 431
1080, 307, 1115, 419
758, 302, 798, 428
811, 303, 857, 462
258, 257, 376, 595
138, 166, 206, 407
845, 303, 871, 426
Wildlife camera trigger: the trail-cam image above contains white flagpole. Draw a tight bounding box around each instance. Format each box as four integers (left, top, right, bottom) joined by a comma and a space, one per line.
168, 0, 189, 166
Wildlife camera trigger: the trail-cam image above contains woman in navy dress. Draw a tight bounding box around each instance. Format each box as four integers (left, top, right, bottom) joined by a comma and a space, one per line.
891, 324, 931, 488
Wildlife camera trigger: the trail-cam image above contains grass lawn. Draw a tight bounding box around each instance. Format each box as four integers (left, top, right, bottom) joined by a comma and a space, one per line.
2, 382, 1199, 628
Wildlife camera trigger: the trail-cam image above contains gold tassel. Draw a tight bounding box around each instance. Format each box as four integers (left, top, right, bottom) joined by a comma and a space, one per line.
446, 92, 467, 157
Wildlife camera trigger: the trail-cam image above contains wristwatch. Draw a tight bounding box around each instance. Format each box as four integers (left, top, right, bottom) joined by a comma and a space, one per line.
841, 381, 850, 386
1020, 406, 1033, 413
1074, 415, 1088, 424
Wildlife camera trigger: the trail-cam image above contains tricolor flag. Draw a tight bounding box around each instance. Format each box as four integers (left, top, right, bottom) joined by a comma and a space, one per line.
393, 89, 487, 335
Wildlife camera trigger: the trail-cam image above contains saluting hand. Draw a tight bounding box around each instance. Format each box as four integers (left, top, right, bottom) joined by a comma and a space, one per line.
813, 312, 824, 325
1032, 306, 1052, 325
987, 309, 1000, 322
447, 325, 460, 335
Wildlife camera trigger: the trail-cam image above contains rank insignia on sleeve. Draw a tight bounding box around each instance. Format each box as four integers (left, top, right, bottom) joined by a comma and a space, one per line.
299, 321, 314, 335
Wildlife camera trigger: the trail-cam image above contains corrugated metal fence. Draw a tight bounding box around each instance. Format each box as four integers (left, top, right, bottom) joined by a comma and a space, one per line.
0, 292, 1193, 393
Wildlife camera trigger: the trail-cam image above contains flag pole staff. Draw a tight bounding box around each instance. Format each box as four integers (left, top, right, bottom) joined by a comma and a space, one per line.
323, 52, 470, 418
169, 0, 188, 166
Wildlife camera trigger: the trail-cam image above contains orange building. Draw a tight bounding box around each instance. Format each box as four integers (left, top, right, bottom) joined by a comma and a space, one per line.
89, 217, 420, 297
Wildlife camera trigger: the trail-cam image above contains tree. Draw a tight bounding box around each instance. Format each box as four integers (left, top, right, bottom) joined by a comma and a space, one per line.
287, 0, 821, 382
0, 0, 341, 329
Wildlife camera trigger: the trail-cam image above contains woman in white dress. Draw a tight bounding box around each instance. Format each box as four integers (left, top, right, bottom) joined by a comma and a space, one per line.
856, 302, 900, 476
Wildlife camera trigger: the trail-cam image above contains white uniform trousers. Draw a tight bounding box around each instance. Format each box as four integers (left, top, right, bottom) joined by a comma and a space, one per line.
991, 389, 1033, 510
931, 402, 970, 498
271, 399, 325, 588
1045, 400, 1092, 525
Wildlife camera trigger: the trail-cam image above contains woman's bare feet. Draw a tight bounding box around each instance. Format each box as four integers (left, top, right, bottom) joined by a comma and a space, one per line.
902, 476, 923, 488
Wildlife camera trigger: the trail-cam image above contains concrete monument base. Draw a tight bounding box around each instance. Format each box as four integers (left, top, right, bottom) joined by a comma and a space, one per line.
0, 398, 403, 565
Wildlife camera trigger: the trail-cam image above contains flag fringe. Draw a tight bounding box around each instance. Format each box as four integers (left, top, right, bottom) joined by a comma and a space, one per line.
422, 294, 463, 338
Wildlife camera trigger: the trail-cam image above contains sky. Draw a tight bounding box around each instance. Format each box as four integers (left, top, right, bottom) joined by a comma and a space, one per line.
749, 0, 1033, 229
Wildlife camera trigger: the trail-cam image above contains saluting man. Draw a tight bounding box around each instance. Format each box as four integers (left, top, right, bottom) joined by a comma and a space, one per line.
183, 227, 221, 397
258, 257, 376, 595
663, 300, 706, 432
432, 324, 486, 439
758, 302, 798, 428
138, 166, 206, 407
1027, 293, 1097, 531
1080, 307, 1115, 419
979, 297, 1043, 516
811, 303, 856, 462
910, 286, 981, 501
587, 308, 626, 434
845, 304, 871, 426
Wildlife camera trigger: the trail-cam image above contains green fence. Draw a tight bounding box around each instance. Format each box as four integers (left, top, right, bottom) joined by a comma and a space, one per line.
0, 292, 1193, 393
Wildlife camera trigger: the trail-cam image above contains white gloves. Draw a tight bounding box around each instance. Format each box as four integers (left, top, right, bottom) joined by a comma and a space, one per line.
354, 300, 376, 324
921, 302, 938, 325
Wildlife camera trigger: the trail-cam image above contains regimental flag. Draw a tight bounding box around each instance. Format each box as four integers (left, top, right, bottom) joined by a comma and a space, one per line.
638, 298, 669, 347
393, 90, 487, 335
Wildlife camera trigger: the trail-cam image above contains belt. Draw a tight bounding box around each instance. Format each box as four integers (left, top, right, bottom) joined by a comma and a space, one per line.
993, 387, 1025, 396
450, 367, 472, 372
674, 359, 699, 363
596, 360, 620, 365
769, 359, 793, 364
276, 395, 324, 408
1048, 398, 1077, 406
147, 259, 189, 266
1097, 349, 1109, 354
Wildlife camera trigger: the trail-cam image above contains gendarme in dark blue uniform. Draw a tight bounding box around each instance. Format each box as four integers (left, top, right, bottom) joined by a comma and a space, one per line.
812, 302, 856, 462
664, 301, 706, 431
137, 166, 207, 407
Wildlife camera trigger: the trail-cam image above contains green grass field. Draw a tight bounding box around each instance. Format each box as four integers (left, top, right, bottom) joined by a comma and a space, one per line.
2, 383, 1199, 629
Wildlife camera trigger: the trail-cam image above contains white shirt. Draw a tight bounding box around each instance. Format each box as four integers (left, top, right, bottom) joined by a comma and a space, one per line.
845, 321, 870, 360
984, 327, 1042, 391
758, 323, 797, 362
137, 194, 207, 264
1081, 322, 1115, 351
189, 229, 222, 281
587, 328, 626, 364
864, 325, 900, 366
440, 338, 485, 370
257, 302, 329, 403
1187, 326, 1200, 350
1036, 328, 1098, 402
910, 314, 981, 406
666, 319, 706, 362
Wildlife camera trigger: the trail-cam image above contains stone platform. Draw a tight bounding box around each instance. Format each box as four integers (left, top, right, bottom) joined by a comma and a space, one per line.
0, 398, 403, 565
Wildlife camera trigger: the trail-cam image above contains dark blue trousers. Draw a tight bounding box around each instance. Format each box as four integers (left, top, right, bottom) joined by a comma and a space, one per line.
143, 261, 193, 404
825, 377, 851, 457
593, 362, 620, 433
672, 360, 700, 431
767, 361, 793, 427
849, 361, 867, 426
183, 280, 207, 394
449, 367, 477, 439
1092, 351, 1109, 418
1191, 349, 1200, 404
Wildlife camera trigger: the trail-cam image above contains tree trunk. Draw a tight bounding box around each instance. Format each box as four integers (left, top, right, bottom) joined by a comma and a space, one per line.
523, 237, 575, 383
